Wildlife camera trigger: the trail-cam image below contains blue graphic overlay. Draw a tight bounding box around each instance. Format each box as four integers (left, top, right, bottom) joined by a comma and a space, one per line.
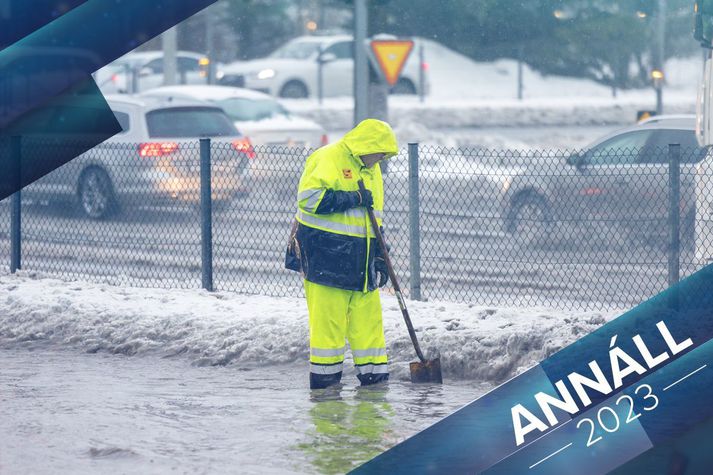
0, 1, 88, 48
353, 264, 713, 473
355, 366, 555, 473
0, 0, 216, 130
486, 336, 713, 473
0, 77, 120, 200
0, 0, 217, 201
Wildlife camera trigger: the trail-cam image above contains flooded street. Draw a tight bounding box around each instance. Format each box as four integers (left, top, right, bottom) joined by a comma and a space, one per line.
0, 348, 490, 474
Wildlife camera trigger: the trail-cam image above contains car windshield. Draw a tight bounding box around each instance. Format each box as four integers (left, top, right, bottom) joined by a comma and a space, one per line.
215, 98, 289, 122
269, 41, 321, 59
146, 107, 239, 138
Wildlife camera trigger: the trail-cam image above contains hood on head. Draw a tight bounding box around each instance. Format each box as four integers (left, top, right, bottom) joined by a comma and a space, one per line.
342, 119, 398, 162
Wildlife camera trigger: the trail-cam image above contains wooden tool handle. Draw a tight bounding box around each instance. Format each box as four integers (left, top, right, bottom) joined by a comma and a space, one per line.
358, 179, 426, 362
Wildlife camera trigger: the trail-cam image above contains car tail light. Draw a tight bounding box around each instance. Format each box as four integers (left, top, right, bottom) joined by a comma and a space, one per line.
421, 61, 429, 71
232, 137, 256, 159
321, 134, 329, 146
139, 142, 179, 157
111, 74, 119, 83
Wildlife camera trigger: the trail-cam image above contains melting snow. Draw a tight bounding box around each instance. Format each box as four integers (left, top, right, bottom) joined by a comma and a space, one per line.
0, 272, 618, 383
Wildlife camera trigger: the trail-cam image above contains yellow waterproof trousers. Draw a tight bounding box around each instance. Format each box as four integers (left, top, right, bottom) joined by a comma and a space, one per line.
304, 280, 389, 389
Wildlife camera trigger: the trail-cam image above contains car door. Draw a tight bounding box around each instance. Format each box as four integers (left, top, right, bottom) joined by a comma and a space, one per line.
321, 41, 353, 96
575, 129, 655, 228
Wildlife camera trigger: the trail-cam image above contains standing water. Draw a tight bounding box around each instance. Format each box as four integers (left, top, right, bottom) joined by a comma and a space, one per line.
0, 348, 489, 474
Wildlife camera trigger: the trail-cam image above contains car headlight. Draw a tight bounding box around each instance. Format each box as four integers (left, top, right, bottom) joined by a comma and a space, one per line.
256, 68, 276, 80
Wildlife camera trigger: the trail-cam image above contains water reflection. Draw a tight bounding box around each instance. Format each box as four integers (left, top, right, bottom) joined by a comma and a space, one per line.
300, 384, 395, 474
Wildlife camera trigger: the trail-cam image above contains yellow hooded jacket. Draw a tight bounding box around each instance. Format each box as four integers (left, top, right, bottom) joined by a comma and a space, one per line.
285, 119, 398, 292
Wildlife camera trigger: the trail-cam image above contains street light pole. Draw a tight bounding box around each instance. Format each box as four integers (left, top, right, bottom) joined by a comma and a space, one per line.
353, 0, 368, 125
656, 0, 666, 114
163, 27, 178, 87
205, 8, 215, 85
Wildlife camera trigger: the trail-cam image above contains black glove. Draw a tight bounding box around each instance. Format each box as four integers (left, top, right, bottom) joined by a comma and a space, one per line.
357, 188, 374, 208
375, 256, 389, 287
314, 190, 369, 214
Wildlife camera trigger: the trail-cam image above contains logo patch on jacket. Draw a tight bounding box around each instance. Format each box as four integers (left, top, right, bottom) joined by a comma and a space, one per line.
342, 169, 353, 179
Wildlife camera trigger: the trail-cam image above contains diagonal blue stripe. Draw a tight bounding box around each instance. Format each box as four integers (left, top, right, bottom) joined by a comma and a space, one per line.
352, 264, 713, 474
0, 0, 217, 200
0, 0, 217, 130
0, 77, 120, 201
0, 1, 88, 48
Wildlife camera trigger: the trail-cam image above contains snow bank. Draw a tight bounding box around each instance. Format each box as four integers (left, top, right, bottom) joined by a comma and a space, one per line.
283, 38, 700, 131
286, 93, 696, 132
0, 272, 616, 383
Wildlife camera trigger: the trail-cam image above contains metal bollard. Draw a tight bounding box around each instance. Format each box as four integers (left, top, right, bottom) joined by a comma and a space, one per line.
668, 143, 681, 289
200, 138, 213, 291
408, 143, 421, 300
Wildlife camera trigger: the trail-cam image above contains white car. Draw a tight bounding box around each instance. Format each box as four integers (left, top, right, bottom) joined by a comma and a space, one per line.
95, 51, 222, 94
140, 85, 327, 149
26, 95, 251, 219
219, 35, 426, 98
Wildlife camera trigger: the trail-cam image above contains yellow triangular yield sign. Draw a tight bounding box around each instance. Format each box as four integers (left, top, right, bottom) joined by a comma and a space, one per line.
370, 40, 414, 86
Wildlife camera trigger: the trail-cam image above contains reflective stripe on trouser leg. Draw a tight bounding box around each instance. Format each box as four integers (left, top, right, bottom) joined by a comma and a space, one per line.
304, 280, 350, 389
347, 288, 389, 385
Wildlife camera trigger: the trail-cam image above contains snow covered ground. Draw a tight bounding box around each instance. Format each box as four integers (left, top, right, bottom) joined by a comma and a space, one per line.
0, 272, 614, 473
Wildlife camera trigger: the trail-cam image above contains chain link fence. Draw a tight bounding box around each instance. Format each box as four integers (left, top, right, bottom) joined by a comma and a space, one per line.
1, 140, 711, 310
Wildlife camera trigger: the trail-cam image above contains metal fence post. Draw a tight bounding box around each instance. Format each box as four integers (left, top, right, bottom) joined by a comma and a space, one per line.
10, 135, 21, 273
200, 138, 213, 291
408, 143, 421, 300
668, 143, 681, 288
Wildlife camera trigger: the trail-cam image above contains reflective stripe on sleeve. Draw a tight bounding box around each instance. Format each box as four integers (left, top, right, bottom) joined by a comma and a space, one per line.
310, 362, 344, 375
311, 346, 346, 357
297, 188, 325, 213
355, 363, 389, 375
352, 348, 387, 358
344, 208, 383, 220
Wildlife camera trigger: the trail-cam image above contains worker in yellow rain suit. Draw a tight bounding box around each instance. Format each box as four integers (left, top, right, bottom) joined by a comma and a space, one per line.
285, 119, 398, 389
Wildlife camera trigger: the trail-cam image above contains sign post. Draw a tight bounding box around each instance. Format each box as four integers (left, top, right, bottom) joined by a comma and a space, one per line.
353, 0, 368, 126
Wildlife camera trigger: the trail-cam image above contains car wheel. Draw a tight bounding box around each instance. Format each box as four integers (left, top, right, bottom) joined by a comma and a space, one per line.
510, 194, 552, 248
78, 168, 116, 219
391, 78, 416, 95
279, 80, 309, 99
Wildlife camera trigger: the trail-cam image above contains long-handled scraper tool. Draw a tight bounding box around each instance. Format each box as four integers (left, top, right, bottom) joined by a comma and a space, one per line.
358, 180, 442, 384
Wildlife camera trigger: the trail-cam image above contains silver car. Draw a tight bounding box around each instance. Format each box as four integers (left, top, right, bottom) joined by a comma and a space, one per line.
502, 116, 706, 247
27, 95, 251, 219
